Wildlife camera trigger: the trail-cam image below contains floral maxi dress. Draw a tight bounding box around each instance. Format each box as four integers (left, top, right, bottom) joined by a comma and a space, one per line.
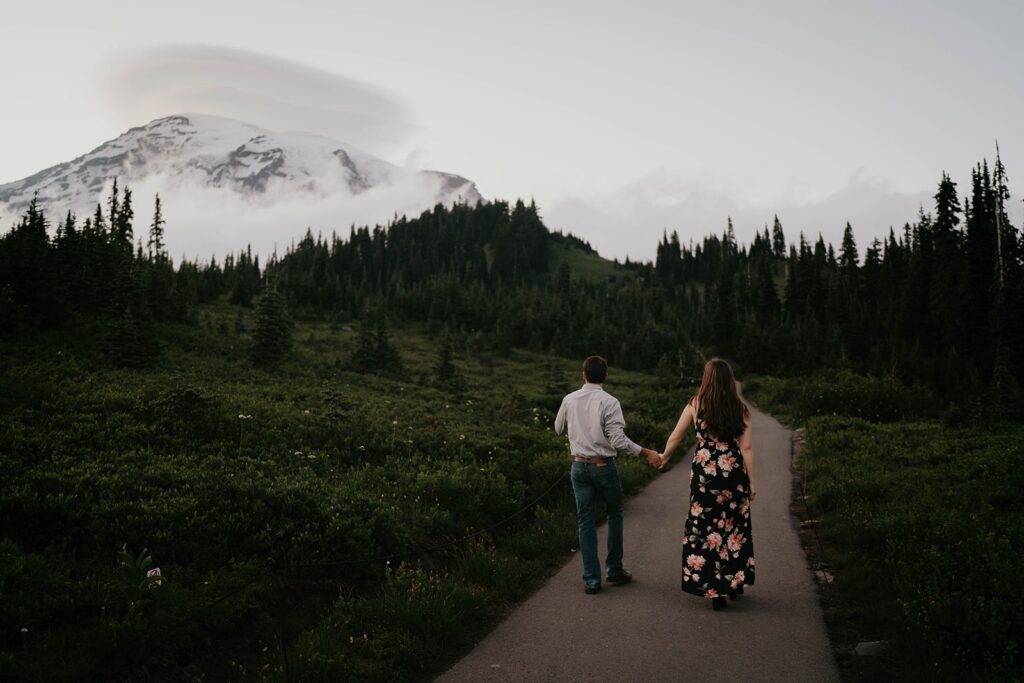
681, 418, 755, 598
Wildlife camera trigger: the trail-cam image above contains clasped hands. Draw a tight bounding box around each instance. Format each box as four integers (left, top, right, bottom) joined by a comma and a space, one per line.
640, 447, 668, 470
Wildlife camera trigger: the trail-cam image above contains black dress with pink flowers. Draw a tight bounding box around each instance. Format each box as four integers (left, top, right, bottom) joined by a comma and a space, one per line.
681, 418, 755, 598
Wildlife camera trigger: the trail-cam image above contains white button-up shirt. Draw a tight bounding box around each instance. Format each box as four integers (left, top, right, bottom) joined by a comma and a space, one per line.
553, 383, 643, 458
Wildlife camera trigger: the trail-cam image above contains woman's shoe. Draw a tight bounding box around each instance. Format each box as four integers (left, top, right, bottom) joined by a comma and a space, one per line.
729, 586, 744, 600
712, 596, 727, 611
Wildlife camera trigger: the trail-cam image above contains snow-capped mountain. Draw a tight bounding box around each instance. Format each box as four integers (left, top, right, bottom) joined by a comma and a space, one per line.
0, 114, 481, 216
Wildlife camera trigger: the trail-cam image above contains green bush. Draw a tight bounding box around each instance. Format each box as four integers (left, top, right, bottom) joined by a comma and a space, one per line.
744, 371, 939, 423
801, 416, 1024, 679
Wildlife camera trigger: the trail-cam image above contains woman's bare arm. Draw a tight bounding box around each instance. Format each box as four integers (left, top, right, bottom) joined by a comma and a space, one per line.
659, 401, 695, 468
737, 410, 756, 500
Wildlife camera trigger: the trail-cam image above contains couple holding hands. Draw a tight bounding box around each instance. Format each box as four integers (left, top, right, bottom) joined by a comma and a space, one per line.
553, 355, 756, 611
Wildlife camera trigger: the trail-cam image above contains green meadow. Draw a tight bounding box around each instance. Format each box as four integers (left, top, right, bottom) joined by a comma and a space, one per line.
745, 376, 1024, 681
0, 302, 686, 681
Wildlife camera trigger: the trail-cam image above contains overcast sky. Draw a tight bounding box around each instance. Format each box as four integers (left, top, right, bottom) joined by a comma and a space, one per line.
3, 0, 1022, 260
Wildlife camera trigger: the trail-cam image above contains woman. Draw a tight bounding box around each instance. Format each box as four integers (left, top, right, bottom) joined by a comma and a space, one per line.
659, 358, 756, 611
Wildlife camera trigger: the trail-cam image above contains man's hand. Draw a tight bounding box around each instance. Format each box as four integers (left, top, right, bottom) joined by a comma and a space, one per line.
641, 448, 662, 469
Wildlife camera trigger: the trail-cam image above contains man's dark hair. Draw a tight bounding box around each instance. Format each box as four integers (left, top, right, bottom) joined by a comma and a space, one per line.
583, 355, 608, 383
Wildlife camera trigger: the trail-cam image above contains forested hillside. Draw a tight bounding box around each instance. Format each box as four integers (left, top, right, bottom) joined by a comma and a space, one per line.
2, 153, 1021, 409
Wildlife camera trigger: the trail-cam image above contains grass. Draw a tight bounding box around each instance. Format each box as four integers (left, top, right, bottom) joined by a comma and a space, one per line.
0, 299, 687, 681
745, 375, 1024, 681
548, 240, 632, 282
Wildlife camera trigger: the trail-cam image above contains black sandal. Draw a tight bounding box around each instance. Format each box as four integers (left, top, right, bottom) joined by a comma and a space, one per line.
712, 596, 727, 611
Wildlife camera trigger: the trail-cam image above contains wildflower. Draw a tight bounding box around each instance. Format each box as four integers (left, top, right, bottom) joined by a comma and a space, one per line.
460, 434, 466, 440
303, 409, 311, 415
295, 451, 303, 456
21, 627, 28, 633
392, 420, 398, 425
307, 454, 317, 460
238, 414, 253, 420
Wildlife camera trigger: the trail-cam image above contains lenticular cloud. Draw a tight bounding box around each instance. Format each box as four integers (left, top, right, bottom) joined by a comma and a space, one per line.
103, 44, 413, 160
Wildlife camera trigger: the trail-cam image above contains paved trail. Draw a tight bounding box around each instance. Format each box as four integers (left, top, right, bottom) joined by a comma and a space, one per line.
438, 401, 839, 682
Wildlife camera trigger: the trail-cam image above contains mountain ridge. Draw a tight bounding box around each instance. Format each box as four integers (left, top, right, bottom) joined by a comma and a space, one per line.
0, 114, 482, 216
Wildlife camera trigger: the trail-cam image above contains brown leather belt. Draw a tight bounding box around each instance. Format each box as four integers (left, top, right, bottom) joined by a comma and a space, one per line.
572, 455, 612, 466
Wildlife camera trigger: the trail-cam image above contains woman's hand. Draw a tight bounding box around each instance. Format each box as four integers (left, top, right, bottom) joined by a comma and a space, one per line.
658, 452, 669, 470
748, 481, 757, 502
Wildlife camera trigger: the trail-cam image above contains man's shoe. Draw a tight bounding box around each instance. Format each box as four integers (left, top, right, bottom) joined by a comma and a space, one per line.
607, 570, 633, 585
584, 584, 601, 595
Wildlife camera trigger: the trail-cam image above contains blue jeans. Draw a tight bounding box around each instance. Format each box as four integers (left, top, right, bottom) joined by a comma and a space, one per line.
570, 461, 625, 588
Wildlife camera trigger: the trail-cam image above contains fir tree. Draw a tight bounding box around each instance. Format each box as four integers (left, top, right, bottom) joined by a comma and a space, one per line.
349, 314, 377, 371
374, 316, 403, 372
148, 194, 166, 263
435, 334, 458, 383
771, 215, 786, 259
251, 286, 293, 365
839, 222, 859, 274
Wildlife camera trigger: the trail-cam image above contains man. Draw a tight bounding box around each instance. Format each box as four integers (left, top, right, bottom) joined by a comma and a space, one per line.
554, 355, 662, 594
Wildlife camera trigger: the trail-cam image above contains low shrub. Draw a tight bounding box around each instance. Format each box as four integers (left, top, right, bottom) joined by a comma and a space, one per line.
800, 416, 1024, 679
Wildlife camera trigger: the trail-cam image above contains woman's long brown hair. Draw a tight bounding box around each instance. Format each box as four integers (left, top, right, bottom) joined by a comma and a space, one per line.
691, 358, 749, 442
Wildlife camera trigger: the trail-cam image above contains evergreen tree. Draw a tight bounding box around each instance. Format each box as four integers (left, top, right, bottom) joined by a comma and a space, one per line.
711, 258, 737, 355
349, 314, 378, 371
0, 194, 53, 331
114, 184, 134, 251
839, 222, 859, 275
771, 215, 786, 259
374, 315, 403, 372
930, 172, 964, 376
251, 286, 293, 365
435, 334, 458, 383
148, 194, 166, 263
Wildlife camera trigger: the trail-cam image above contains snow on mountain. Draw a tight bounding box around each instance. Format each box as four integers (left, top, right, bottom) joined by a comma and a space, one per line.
0, 114, 481, 213
0, 114, 483, 258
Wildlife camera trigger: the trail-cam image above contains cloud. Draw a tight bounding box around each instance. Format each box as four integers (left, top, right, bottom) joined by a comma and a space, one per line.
103, 44, 412, 158
118, 172, 458, 264
543, 172, 940, 262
